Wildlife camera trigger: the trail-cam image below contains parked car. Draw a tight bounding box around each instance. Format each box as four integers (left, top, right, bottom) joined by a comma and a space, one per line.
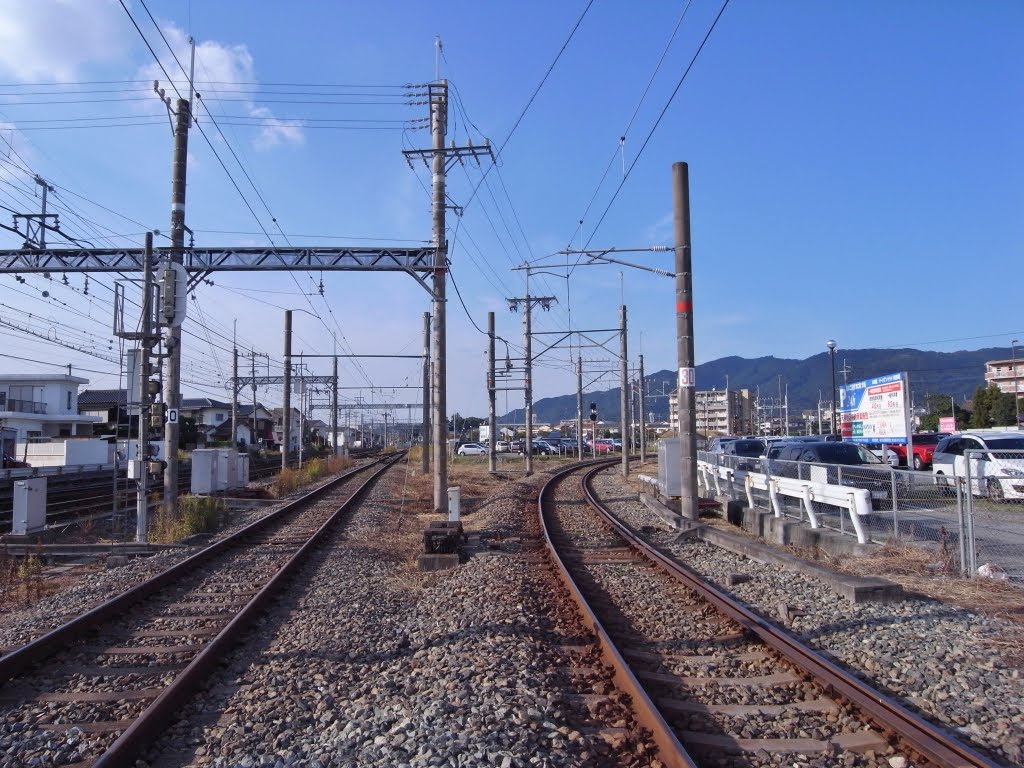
706, 436, 738, 453
495, 440, 510, 453
722, 438, 767, 459
887, 433, 949, 470
456, 442, 486, 456
931, 432, 1024, 500
533, 440, 558, 455
774, 441, 892, 507
867, 445, 901, 467
510, 439, 526, 453
593, 438, 616, 454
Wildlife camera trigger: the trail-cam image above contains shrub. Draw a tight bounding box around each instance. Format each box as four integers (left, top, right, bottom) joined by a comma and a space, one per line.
151, 497, 223, 542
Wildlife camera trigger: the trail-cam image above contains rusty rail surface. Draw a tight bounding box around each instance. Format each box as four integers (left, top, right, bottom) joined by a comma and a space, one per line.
538, 460, 700, 768
577, 464, 999, 768
0, 453, 396, 684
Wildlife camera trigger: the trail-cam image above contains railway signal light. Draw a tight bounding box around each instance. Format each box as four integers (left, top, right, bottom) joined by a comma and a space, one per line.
590, 402, 598, 422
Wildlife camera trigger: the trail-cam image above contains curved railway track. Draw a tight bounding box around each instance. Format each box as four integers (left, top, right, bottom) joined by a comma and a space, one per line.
540, 460, 999, 768
0, 451, 402, 767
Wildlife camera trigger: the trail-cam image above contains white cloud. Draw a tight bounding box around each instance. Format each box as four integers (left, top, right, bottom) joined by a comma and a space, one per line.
0, 0, 124, 82
248, 106, 303, 151
137, 21, 303, 152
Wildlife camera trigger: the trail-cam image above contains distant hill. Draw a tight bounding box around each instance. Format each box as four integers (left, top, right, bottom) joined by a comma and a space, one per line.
498, 347, 1003, 424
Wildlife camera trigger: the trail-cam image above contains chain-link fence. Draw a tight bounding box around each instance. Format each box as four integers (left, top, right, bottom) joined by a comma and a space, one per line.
697, 449, 1022, 581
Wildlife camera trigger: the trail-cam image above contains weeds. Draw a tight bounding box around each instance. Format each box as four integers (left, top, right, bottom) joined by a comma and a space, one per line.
0, 545, 51, 607
150, 496, 224, 543
272, 456, 353, 497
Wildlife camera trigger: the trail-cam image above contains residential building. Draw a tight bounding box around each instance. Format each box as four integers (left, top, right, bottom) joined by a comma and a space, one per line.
669, 388, 753, 436
0, 374, 101, 442
271, 407, 301, 452
78, 389, 129, 432
985, 357, 1023, 409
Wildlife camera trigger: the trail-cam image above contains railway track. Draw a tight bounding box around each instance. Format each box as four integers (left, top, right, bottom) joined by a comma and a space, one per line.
0, 451, 402, 767
540, 461, 1000, 768
0, 452, 334, 532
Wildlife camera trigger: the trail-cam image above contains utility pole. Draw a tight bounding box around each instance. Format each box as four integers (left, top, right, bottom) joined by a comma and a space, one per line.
282, 310, 292, 471
487, 311, 497, 473
298, 370, 305, 469
576, 356, 584, 459
507, 294, 556, 475
430, 82, 448, 510
135, 232, 155, 542
619, 304, 629, 477
163, 97, 190, 513
251, 352, 259, 449
674, 162, 699, 520
402, 81, 493, 511
639, 354, 647, 463
421, 312, 430, 474
331, 355, 339, 457
231, 346, 238, 449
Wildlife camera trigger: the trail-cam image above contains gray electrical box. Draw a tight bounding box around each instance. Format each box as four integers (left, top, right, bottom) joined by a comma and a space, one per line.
657, 438, 681, 498
13, 477, 46, 535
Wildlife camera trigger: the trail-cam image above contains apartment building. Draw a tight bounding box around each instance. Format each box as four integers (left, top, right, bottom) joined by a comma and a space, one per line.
668, 388, 753, 436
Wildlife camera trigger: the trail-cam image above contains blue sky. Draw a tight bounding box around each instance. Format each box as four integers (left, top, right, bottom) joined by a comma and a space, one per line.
0, 0, 1020, 421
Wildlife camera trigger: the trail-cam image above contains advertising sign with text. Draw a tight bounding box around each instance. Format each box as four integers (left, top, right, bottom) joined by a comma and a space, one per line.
838, 372, 910, 445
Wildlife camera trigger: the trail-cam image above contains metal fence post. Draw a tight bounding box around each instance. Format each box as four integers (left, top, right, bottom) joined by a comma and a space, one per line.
890, 466, 899, 541
964, 452, 977, 577
955, 477, 968, 577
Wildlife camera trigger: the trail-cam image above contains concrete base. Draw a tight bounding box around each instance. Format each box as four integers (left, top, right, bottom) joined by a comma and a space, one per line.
0, 529, 58, 546
417, 553, 460, 572
640, 493, 903, 603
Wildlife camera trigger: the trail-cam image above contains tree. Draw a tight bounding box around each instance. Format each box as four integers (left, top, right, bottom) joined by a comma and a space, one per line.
919, 394, 968, 432
969, 384, 1016, 428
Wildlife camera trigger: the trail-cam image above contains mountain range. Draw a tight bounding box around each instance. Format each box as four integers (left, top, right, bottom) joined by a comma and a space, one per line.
498, 347, 1007, 424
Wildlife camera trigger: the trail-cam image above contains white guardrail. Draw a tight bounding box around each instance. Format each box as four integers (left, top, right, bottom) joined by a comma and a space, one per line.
696, 459, 873, 545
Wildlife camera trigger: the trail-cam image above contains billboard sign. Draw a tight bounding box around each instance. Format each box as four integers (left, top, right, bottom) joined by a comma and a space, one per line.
939, 416, 956, 433
839, 372, 911, 445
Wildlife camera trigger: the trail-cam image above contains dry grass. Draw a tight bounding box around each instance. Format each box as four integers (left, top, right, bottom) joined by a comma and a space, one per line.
150, 496, 225, 543
272, 455, 354, 497
0, 547, 62, 608
821, 540, 1024, 624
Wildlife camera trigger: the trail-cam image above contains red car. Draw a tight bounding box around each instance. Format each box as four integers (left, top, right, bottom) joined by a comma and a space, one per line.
889, 433, 949, 471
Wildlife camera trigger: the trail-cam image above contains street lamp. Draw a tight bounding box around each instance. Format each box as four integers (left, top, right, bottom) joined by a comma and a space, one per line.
826, 340, 838, 435
1013, 339, 1020, 427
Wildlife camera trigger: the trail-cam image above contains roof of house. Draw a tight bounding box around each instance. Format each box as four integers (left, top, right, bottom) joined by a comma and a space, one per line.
0, 374, 89, 385
181, 398, 231, 409
78, 389, 128, 407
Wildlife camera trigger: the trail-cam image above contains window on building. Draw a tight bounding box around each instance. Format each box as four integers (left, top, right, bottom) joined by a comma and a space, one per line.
67, 391, 72, 410
215, 413, 225, 422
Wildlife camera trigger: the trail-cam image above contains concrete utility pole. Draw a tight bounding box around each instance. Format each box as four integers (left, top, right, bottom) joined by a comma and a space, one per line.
639, 354, 647, 463
430, 83, 448, 512
421, 312, 430, 475
231, 347, 238, 448
487, 311, 497, 473
163, 98, 190, 513
136, 232, 155, 542
507, 294, 556, 475
577, 357, 584, 459
282, 310, 292, 471
673, 162, 699, 520
331, 355, 339, 457
619, 304, 629, 477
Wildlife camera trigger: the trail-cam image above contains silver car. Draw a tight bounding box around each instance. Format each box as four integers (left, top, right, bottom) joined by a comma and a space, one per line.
931, 432, 1024, 500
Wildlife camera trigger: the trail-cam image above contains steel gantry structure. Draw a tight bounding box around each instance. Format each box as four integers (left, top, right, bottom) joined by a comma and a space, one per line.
0, 78, 491, 523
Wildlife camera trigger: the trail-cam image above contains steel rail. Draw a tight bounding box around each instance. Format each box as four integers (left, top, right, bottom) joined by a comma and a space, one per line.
0, 454, 393, 682
538, 460, 699, 768
91, 450, 404, 767
579, 465, 1000, 768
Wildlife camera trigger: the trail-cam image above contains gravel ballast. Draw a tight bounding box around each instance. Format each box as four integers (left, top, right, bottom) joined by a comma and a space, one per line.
589, 468, 1024, 767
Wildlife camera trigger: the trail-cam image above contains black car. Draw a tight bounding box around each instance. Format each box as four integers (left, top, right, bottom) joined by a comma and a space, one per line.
722, 438, 767, 458
774, 441, 892, 507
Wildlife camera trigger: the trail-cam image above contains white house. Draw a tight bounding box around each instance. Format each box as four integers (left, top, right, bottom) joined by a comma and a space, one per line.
0, 374, 102, 443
